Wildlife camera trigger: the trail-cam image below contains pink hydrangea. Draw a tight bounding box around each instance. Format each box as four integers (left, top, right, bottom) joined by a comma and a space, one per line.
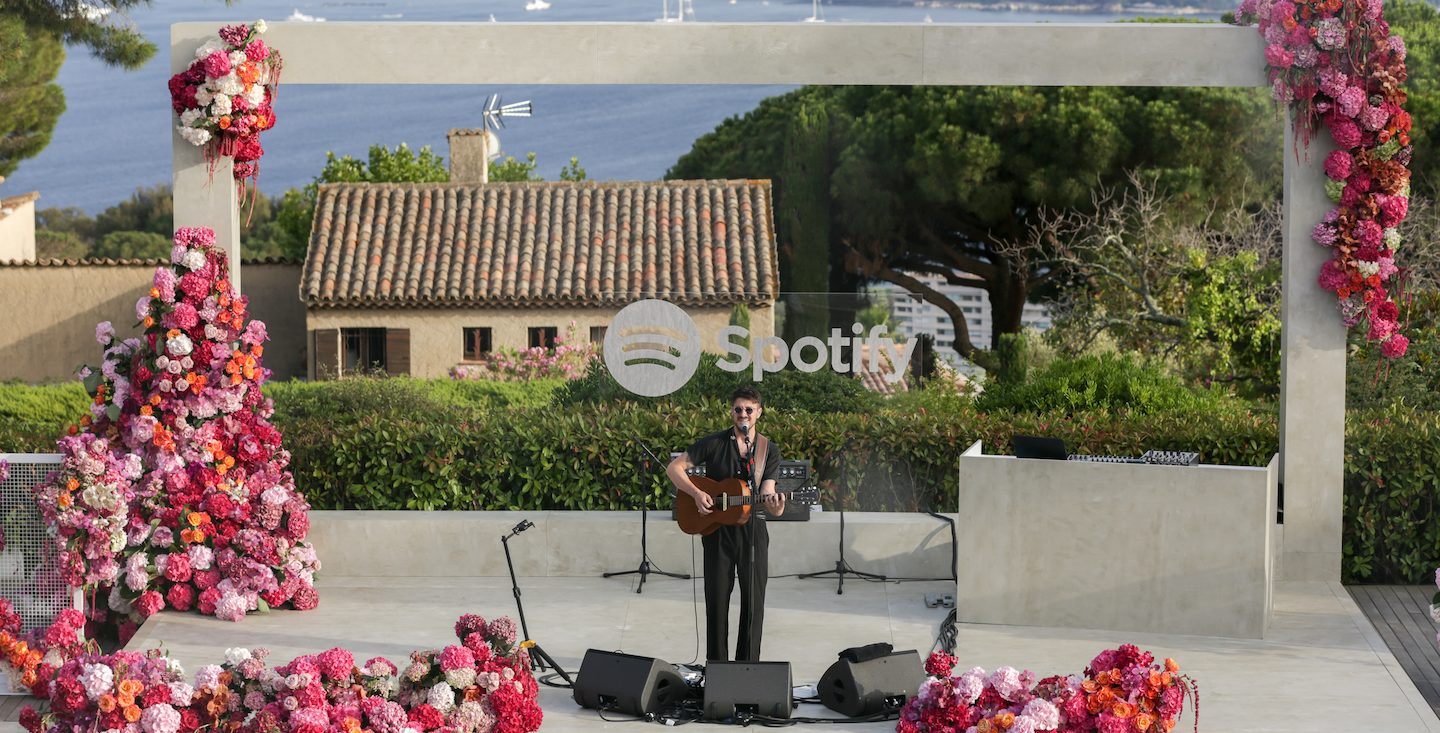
1354, 219, 1384, 249
202, 51, 231, 78
486, 617, 518, 645
1382, 333, 1409, 358
135, 589, 165, 618
1323, 150, 1352, 180
438, 645, 475, 672
1264, 44, 1294, 68
215, 592, 249, 622
1329, 116, 1363, 148
1336, 86, 1366, 118
140, 703, 181, 733
317, 648, 355, 680
1378, 194, 1408, 227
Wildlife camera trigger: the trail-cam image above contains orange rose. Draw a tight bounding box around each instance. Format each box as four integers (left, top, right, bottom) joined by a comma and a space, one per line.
124, 705, 143, 723
1111, 702, 1136, 719
20, 669, 37, 688
1161, 718, 1176, 732
189, 512, 210, 527
67, 478, 80, 491
1134, 713, 1156, 731
144, 316, 155, 328
119, 679, 143, 697
167, 329, 181, 339
98, 694, 118, 713
118, 693, 135, 708
994, 711, 1015, 729
58, 493, 73, 509
463, 686, 483, 702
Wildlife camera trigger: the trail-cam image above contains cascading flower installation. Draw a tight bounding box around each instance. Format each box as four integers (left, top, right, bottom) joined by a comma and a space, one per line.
34, 226, 320, 635
1236, 0, 1413, 358
168, 20, 281, 198
897, 645, 1196, 733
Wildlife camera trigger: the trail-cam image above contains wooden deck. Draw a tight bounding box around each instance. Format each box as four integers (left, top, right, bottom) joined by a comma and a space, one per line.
0, 694, 42, 721
1349, 584, 1440, 717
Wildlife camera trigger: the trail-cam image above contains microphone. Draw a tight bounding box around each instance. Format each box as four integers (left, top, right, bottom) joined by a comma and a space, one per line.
739, 423, 750, 435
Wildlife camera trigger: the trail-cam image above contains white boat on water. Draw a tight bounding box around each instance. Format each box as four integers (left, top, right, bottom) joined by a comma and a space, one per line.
287, 8, 326, 21
525, 0, 551, 10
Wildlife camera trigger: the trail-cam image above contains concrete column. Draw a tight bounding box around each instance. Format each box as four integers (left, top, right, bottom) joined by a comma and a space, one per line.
172, 140, 240, 292
1278, 112, 1346, 582
171, 28, 241, 293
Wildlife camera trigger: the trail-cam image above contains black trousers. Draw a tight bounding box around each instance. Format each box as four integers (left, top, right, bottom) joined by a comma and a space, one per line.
702, 519, 769, 662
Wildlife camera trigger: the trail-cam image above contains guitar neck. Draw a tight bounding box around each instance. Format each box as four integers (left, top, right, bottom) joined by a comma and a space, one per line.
733, 488, 811, 507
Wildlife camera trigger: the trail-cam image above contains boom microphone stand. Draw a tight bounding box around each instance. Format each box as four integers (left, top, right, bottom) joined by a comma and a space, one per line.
502, 519, 574, 685
798, 450, 887, 595
602, 444, 690, 593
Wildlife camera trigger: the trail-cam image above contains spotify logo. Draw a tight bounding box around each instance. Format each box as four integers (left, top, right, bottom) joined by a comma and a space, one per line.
603, 299, 703, 397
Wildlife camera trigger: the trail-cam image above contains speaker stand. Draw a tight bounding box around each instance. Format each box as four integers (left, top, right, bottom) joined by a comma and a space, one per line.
798, 493, 885, 595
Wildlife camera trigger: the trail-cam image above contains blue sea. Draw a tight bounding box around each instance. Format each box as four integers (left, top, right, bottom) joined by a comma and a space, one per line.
3, 0, 1223, 213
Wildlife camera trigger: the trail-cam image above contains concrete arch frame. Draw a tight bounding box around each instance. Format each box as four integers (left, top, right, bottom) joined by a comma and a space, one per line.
170, 22, 1341, 582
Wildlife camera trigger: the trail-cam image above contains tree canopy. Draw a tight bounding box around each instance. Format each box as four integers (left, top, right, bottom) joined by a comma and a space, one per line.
5, 1, 160, 70
0, 15, 66, 178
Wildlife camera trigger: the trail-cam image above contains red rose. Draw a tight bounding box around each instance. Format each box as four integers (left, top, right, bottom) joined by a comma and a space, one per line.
144, 685, 171, 707
290, 584, 319, 611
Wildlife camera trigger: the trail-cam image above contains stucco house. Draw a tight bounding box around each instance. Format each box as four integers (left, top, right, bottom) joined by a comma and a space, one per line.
299, 178, 780, 379
0, 179, 39, 263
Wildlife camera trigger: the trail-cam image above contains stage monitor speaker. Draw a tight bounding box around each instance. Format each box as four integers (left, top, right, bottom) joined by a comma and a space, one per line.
572, 649, 686, 716
703, 660, 793, 720
818, 649, 924, 717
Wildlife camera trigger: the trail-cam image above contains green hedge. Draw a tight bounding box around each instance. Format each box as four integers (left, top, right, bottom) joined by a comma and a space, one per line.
2, 379, 1437, 583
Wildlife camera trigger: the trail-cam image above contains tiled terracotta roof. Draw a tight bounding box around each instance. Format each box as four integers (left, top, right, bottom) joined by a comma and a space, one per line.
300, 180, 779, 309
0, 256, 297, 267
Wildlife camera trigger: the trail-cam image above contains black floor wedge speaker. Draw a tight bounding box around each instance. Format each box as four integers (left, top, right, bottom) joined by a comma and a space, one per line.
703, 660, 793, 720
573, 649, 687, 716
818, 649, 924, 717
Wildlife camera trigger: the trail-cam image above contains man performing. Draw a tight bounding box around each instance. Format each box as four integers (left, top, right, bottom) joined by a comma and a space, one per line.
667, 385, 785, 662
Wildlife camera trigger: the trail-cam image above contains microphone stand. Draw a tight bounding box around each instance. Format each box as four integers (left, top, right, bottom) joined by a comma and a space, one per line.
502, 520, 574, 685
602, 443, 690, 593
798, 443, 887, 595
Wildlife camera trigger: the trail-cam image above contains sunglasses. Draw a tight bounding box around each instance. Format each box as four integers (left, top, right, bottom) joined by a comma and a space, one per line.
732, 406, 758, 415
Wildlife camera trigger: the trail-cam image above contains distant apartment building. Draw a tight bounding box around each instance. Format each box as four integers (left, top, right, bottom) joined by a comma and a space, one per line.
874, 273, 1052, 369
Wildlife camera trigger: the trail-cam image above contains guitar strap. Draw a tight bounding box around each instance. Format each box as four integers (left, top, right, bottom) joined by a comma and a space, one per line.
751, 434, 769, 491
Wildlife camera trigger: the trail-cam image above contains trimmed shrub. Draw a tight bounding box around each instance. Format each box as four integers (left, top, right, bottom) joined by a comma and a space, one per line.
977, 353, 1229, 415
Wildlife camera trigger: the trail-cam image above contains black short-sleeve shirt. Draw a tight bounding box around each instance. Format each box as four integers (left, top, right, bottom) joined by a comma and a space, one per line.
687, 428, 782, 488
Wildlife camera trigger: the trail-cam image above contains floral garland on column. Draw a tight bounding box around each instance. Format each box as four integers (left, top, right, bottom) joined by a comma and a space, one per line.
1237, 0, 1413, 358
168, 20, 281, 203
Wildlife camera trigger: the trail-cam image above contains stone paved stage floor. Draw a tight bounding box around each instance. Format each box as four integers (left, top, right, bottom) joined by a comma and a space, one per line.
56, 576, 1435, 732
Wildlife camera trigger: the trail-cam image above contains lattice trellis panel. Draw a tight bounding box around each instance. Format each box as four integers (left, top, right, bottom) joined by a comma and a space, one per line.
0, 454, 81, 636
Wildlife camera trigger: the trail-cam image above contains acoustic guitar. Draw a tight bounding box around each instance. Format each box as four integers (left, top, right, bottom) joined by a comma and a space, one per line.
674, 476, 820, 536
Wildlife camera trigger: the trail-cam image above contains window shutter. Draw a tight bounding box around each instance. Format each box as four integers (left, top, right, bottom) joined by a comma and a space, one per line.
313, 329, 339, 380
386, 328, 411, 376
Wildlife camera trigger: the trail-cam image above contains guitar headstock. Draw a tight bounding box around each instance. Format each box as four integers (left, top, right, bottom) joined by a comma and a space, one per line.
788, 487, 820, 505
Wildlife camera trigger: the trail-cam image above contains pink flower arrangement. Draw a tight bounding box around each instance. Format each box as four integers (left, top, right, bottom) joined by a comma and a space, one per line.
22, 614, 541, 733
168, 20, 281, 195
0, 600, 88, 698
450, 322, 597, 382
897, 646, 1196, 733
34, 227, 320, 631
1236, 0, 1413, 357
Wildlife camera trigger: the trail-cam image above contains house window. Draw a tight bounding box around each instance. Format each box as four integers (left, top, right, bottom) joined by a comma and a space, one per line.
463, 327, 493, 361
342, 328, 387, 374
590, 326, 608, 344
529, 326, 558, 349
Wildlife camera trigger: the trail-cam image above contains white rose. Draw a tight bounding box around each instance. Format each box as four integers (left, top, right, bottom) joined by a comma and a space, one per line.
254, 19, 267, 33
183, 250, 206, 271
167, 334, 194, 356
166, 360, 183, 375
